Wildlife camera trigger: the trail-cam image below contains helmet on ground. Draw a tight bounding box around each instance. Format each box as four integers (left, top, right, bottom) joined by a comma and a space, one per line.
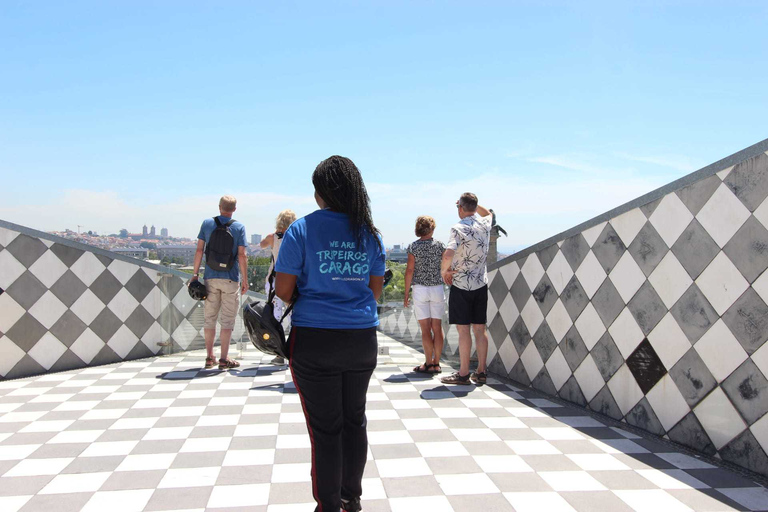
188, 280, 207, 301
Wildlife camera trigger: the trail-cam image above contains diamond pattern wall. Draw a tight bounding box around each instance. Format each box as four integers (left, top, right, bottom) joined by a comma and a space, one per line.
0, 222, 255, 381
379, 144, 768, 477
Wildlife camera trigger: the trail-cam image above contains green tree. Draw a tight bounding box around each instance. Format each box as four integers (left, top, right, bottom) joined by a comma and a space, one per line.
140, 241, 157, 249
119, 228, 128, 238
380, 262, 407, 303
246, 256, 272, 293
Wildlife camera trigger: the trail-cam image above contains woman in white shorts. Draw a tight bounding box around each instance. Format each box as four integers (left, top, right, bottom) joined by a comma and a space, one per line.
404, 216, 446, 374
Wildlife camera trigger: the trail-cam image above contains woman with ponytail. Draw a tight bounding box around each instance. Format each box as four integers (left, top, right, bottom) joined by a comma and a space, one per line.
275, 155, 385, 512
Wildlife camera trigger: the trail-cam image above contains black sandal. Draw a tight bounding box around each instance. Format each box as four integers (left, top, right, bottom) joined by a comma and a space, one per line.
413, 363, 431, 374
428, 364, 442, 374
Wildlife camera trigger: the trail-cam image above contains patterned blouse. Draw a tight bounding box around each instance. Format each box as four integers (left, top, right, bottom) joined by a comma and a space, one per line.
446, 213, 493, 291
407, 239, 446, 287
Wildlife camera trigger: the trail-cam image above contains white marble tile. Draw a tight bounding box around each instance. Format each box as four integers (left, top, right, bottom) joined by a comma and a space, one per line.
647, 313, 692, 370
611, 209, 648, 247
693, 387, 747, 450
575, 251, 607, 299
607, 364, 644, 416
645, 374, 690, 431
608, 308, 645, 359
609, 252, 647, 303
545, 347, 571, 391
574, 303, 605, 350
696, 252, 749, 315
521, 254, 546, 292
648, 253, 693, 309
546, 250, 574, 295
546, 299, 572, 343
573, 355, 604, 403
694, 320, 748, 383
520, 296, 544, 335
649, 193, 694, 247
520, 341, 544, 381
696, 183, 751, 248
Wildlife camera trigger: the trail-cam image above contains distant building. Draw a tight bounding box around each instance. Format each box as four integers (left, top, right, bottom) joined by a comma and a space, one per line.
156, 245, 197, 265
142, 225, 148, 236
251, 234, 262, 245
111, 247, 149, 260
387, 244, 408, 263
161, 227, 168, 238
150, 225, 156, 237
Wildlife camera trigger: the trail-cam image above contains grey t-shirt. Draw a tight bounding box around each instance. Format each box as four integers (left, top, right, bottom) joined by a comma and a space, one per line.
407, 239, 445, 287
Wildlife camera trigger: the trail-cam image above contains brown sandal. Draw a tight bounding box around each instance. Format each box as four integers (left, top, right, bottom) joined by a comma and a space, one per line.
204, 356, 216, 369
218, 358, 240, 370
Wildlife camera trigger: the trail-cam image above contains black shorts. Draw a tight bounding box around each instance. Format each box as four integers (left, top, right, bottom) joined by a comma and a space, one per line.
448, 285, 488, 325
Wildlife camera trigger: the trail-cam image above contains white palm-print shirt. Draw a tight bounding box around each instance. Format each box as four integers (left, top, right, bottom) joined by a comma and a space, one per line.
446, 213, 493, 291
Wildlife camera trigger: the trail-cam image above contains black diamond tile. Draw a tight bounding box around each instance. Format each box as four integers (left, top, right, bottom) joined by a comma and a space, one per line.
158, 304, 185, 335
532, 274, 557, 316
532, 323, 557, 363
669, 284, 718, 343
488, 313, 507, 350
558, 375, 587, 407
626, 339, 667, 394
667, 411, 717, 456
49, 349, 86, 373
627, 222, 669, 277
49, 270, 88, 308
719, 429, 768, 476
627, 281, 667, 335
125, 269, 157, 303
508, 317, 531, 356
509, 273, 530, 312
187, 307, 205, 330
676, 175, 721, 216
592, 332, 624, 382
91, 344, 121, 366
125, 305, 157, 340
89, 308, 122, 342
160, 276, 185, 299
49, 243, 85, 267
669, 348, 717, 408
721, 358, 768, 425
722, 288, 768, 355
671, 219, 719, 280
640, 197, 664, 218
591, 224, 626, 274
127, 342, 157, 360
724, 152, 768, 211
625, 397, 665, 435
49, 310, 88, 347
3, 354, 46, 380
560, 234, 590, 271
4, 313, 47, 352
487, 353, 506, 377
723, 216, 768, 283
560, 326, 588, 372
488, 272, 509, 308
508, 359, 531, 387
95, 253, 114, 267
90, 270, 123, 305
560, 276, 589, 321
6, 271, 47, 309
591, 278, 624, 329
531, 367, 557, 395
536, 244, 559, 271
5, 234, 47, 268
589, 385, 623, 421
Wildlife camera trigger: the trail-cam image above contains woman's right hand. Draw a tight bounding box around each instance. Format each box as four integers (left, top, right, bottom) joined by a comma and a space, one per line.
403, 295, 410, 308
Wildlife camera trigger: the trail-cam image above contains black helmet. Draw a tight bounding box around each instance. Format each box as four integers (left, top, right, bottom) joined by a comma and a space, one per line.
188, 280, 207, 301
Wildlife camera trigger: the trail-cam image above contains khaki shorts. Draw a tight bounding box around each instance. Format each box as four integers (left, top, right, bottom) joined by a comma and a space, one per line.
204, 279, 240, 329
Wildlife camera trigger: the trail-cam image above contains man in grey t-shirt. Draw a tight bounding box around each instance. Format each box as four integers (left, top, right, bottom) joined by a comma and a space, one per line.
440, 192, 493, 385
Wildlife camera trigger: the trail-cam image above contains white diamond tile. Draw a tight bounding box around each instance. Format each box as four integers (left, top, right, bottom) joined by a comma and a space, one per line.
649, 193, 694, 247
27, 333, 67, 371
752, 342, 768, 384
172, 318, 198, 350
574, 251, 606, 299
28, 291, 67, 330
545, 251, 574, 295
520, 342, 544, 381
694, 319, 748, 383
520, 297, 544, 335
521, 254, 546, 292
573, 355, 603, 402
647, 313, 691, 369
696, 252, 749, 316
69, 252, 107, 287
107, 288, 140, 323
696, 183, 751, 248
750, 412, 768, 458
582, 222, 607, 247
608, 308, 644, 359
574, 303, 605, 351
754, 195, 768, 231
486, 332, 498, 363
614, 489, 693, 512
0, 227, 19, 247
609, 252, 646, 303
70, 289, 106, 326
71, 328, 105, 364
546, 299, 572, 343
504, 492, 576, 512
499, 261, 520, 290
607, 364, 645, 416
645, 374, 690, 431
172, 284, 198, 317
141, 288, 166, 319
107, 259, 139, 286
107, 325, 138, 360
545, 347, 571, 391
486, 290, 499, 321
0, 250, 26, 289
719, 487, 768, 512
0, 337, 26, 377
28, 250, 68, 288
694, 386, 746, 450
610, 208, 647, 247
0, 293, 25, 333
716, 165, 733, 180
498, 336, 520, 372
498, 294, 519, 328
648, 253, 693, 309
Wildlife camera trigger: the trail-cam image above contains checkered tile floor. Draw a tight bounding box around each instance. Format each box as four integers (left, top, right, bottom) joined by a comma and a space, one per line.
0, 333, 766, 512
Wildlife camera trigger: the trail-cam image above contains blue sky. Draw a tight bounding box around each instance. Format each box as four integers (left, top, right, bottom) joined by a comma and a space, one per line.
1, 1, 767, 253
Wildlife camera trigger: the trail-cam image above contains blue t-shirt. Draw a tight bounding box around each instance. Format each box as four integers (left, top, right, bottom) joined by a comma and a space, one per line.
197, 216, 247, 281
275, 209, 386, 329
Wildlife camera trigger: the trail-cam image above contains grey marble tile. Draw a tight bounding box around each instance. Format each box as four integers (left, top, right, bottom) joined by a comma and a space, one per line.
669, 284, 718, 343
488, 313, 507, 351
592, 224, 626, 274
536, 244, 560, 270
49, 270, 88, 307
532, 322, 558, 362
627, 281, 667, 335
532, 273, 557, 316
4, 312, 47, 352
49, 243, 85, 267
669, 348, 717, 408
666, 411, 717, 456
50, 310, 88, 348
6, 271, 47, 310
510, 273, 531, 312
676, 174, 721, 216
560, 326, 588, 372
591, 279, 625, 329
723, 216, 768, 283
625, 397, 665, 436
508, 316, 531, 356
5, 234, 47, 268
125, 269, 156, 302
558, 375, 587, 407
671, 219, 719, 280
592, 332, 624, 382
718, 428, 768, 477
561, 276, 589, 321
628, 222, 668, 277
589, 385, 623, 421
382, 475, 442, 497
90, 269, 123, 305
722, 287, 768, 355
144, 486, 213, 511
724, 152, 768, 211
721, 358, 768, 425
561, 234, 591, 272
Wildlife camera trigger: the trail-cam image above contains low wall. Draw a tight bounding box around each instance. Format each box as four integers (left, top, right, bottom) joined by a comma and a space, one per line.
379, 138, 768, 477
0, 220, 258, 380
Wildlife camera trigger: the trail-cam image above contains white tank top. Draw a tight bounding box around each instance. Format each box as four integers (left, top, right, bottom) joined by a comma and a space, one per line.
267, 232, 283, 275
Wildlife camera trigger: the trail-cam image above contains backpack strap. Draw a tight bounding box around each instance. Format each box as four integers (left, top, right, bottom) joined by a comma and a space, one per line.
267, 254, 296, 323
213, 217, 222, 227
225, 219, 235, 227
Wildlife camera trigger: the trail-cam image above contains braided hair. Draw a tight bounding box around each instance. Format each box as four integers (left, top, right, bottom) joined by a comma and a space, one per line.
312, 155, 382, 250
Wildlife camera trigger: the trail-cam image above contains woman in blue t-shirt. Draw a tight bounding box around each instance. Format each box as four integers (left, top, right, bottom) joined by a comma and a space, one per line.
275, 155, 385, 512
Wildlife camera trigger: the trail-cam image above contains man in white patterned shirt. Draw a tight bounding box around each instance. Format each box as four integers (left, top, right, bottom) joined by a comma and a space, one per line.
440, 192, 493, 385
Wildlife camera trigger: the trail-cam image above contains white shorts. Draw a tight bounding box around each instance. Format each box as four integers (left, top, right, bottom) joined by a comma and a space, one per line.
412, 284, 446, 321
